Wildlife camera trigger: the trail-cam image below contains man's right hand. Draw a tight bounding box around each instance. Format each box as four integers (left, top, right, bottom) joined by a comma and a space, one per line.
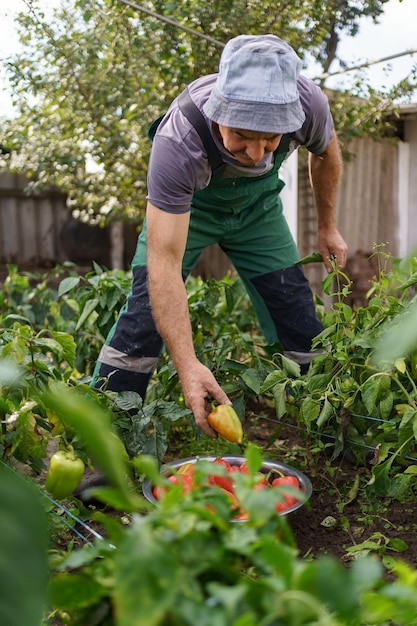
146, 203, 231, 436
179, 359, 232, 438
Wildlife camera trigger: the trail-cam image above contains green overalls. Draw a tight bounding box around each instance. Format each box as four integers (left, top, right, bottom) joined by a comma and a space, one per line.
93, 100, 323, 396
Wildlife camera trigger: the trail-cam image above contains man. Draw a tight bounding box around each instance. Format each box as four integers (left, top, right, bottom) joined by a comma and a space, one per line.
93, 34, 347, 437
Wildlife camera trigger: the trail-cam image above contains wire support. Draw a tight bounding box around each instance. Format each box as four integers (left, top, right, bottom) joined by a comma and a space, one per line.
250, 412, 417, 463
0, 459, 104, 545
316, 48, 417, 81
42, 490, 105, 544
116, 0, 225, 47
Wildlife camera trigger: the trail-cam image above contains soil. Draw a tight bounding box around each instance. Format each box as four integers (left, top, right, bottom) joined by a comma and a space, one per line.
243, 400, 417, 570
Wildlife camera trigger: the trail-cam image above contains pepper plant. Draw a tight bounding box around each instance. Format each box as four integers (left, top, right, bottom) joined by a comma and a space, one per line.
3, 261, 417, 624
32, 390, 417, 626
261, 249, 417, 497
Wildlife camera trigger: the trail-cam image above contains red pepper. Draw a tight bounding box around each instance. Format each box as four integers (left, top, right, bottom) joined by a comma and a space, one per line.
271, 475, 300, 510
153, 473, 193, 500
213, 458, 232, 470
209, 473, 234, 493
208, 458, 234, 492
238, 461, 249, 474
271, 475, 300, 489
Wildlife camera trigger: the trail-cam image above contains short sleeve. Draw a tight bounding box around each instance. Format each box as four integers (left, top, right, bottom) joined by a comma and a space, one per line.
294, 76, 335, 155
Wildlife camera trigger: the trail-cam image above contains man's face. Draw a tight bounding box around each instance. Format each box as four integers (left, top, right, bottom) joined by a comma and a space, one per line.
217, 125, 282, 166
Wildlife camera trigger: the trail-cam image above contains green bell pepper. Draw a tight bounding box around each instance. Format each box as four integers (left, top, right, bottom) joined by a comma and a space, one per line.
45, 450, 85, 500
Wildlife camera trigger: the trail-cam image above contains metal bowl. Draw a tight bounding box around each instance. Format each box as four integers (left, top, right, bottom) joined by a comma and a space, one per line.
142, 455, 312, 517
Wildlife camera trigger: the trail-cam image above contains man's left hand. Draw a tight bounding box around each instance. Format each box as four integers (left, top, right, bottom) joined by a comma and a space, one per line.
318, 226, 348, 272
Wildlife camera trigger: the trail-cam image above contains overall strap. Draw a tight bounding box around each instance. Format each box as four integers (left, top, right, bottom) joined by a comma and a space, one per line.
177, 88, 224, 173
275, 133, 293, 155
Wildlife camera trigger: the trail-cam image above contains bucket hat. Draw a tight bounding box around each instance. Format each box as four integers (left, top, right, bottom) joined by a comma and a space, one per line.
203, 34, 305, 134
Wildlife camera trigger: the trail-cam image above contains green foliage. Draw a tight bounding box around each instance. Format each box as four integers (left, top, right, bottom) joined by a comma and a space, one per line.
4, 252, 417, 498
1, 262, 131, 375
149, 274, 280, 411
3, 261, 417, 623
262, 249, 417, 498
0, 463, 48, 626
44, 449, 417, 625
3, 448, 417, 626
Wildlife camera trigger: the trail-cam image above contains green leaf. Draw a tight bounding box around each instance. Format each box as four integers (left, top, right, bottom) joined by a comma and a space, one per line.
394, 357, 406, 374
141, 421, 168, 466
2, 334, 28, 362
315, 323, 338, 342
294, 252, 323, 265
316, 398, 334, 428
150, 400, 193, 422
114, 523, 182, 626
296, 556, 359, 620
299, 397, 321, 427
244, 442, 263, 474
34, 336, 64, 359
133, 454, 164, 485
75, 297, 100, 330
342, 303, 353, 322
361, 375, 393, 419
398, 271, 417, 291
386, 537, 408, 552
322, 273, 335, 295
113, 390, 144, 413
259, 537, 296, 585
58, 276, 80, 297
49, 573, 105, 611
0, 359, 22, 386
372, 298, 417, 362
92, 260, 104, 274
280, 354, 301, 378
0, 465, 48, 626
241, 368, 260, 394
273, 381, 288, 420
387, 474, 412, 498
307, 373, 333, 393
349, 555, 382, 592
50, 331, 76, 368
205, 583, 246, 613
260, 370, 286, 394
103, 286, 123, 312
367, 460, 393, 495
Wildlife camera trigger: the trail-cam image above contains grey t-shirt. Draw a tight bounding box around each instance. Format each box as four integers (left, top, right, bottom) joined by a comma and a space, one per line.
147, 74, 334, 214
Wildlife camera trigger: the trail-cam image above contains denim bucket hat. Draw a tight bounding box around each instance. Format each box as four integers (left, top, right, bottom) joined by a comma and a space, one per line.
203, 34, 305, 134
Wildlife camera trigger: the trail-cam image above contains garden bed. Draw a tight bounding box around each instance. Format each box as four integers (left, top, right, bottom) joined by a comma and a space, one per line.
162, 399, 417, 570
3, 260, 417, 624
245, 407, 417, 569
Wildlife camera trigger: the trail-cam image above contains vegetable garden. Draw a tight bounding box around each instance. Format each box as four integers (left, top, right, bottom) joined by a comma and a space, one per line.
2, 249, 417, 626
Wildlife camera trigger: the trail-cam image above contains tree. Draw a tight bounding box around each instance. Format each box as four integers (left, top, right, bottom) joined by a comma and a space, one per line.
0, 0, 415, 227
312, 0, 391, 76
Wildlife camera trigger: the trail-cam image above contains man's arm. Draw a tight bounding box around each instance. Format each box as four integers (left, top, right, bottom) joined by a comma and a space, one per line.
146, 202, 231, 436
308, 129, 348, 272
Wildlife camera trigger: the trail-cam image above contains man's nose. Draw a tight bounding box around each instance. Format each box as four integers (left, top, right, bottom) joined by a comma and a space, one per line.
245, 141, 265, 163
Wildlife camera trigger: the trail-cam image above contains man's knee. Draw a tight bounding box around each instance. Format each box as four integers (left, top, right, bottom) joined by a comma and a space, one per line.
250, 266, 323, 352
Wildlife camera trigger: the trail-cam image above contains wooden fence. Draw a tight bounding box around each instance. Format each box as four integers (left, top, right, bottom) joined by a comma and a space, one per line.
0, 171, 138, 270
298, 137, 399, 296
0, 172, 68, 266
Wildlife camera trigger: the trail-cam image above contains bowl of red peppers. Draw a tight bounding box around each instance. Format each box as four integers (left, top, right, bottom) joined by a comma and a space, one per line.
142, 455, 312, 520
